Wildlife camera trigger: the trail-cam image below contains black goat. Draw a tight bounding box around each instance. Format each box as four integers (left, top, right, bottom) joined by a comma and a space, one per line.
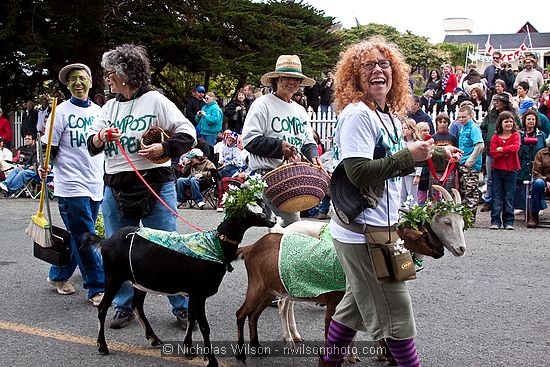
83, 199, 276, 367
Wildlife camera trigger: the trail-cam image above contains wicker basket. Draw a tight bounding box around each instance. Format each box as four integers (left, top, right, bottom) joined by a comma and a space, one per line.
264, 162, 330, 213
140, 126, 172, 164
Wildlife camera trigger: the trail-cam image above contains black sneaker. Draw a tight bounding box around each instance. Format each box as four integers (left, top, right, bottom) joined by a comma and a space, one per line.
109, 310, 134, 329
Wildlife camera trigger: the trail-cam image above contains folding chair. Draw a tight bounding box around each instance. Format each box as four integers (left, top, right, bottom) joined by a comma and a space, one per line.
183, 168, 221, 209
14, 172, 53, 199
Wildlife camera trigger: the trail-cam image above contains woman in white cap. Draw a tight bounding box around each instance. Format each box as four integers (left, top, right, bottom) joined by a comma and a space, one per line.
41, 63, 105, 306
241, 54, 322, 227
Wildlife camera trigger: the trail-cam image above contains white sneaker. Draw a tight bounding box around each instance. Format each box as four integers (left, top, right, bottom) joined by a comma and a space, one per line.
47, 277, 76, 295
89, 292, 104, 307
197, 201, 206, 209
216, 207, 224, 212
0, 182, 8, 192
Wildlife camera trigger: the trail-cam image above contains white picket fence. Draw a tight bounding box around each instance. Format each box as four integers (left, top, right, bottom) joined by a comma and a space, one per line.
307, 104, 487, 151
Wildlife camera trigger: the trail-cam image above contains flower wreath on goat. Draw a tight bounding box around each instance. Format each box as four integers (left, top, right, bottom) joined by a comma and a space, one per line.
135, 176, 267, 271
397, 194, 474, 267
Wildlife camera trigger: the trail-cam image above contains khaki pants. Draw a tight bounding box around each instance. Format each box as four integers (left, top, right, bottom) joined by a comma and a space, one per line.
332, 231, 416, 341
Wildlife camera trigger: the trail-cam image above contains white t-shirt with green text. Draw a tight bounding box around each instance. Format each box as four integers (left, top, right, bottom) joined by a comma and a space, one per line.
44, 100, 104, 201
330, 102, 404, 244
242, 93, 316, 171
88, 90, 196, 175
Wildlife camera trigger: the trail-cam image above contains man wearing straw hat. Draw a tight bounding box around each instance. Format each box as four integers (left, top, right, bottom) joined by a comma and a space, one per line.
39, 63, 105, 306
242, 54, 322, 227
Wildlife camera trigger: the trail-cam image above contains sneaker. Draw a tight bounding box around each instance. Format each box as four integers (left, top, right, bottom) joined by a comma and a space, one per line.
505, 225, 514, 230
0, 182, 7, 192
110, 310, 134, 329
216, 206, 224, 212
89, 292, 104, 307
177, 201, 188, 209
480, 203, 492, 212
197, 201, 206, 209
47, 277, 76, 295
490, 224, 500, 230
316, 212, 330, 220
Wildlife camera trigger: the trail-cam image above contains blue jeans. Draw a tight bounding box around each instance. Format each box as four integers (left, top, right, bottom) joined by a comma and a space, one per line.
218, 165, 239, 179
318, 195, 331, 214
490, 169, 516, 227
48, 197, 105, 299
4, 167, 36, 192
103, 181, 188, 315
531, 179, 549, 212
199, 134, 217, 147
176, 177, 204, 204
482, 155, 493, 203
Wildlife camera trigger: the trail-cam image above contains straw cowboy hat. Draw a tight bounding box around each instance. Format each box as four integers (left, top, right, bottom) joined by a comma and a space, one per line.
260, 55, 316, 87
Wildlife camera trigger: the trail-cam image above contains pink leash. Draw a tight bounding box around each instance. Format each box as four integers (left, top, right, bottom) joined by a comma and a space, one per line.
115, 140, 204, 232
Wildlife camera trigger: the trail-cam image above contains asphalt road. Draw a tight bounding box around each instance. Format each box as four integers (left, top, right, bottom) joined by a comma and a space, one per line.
1, 197, 548, 367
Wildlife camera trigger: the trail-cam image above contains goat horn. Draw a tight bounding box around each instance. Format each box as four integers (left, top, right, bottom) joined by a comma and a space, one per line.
432, 185, 453, 202
451, 188, 462, 205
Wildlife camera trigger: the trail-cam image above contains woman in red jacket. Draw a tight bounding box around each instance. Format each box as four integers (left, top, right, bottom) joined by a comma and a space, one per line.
490, 111, 520, 229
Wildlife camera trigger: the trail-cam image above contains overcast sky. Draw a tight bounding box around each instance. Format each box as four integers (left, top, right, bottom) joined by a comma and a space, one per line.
305, 0, 548, 43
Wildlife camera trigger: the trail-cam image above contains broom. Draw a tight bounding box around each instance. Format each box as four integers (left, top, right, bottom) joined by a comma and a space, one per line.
26, 97, 58, 247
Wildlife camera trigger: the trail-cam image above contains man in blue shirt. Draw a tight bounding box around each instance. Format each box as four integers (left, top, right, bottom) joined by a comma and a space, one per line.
457, 105, 484, 222
408, 96, 434, 134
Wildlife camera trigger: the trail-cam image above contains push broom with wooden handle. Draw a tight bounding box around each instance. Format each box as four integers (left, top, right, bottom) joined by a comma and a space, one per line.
26, 97, 57, 247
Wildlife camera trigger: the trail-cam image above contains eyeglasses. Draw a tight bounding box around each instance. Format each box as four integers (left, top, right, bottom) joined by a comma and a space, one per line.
103, 70, 116, 78
361, 60, 391, 70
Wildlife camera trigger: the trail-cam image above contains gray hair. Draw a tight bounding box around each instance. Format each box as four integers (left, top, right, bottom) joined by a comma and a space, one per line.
101, 44, 151, 89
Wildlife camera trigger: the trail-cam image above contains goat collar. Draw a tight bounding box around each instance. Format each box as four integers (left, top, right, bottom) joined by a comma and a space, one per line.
211, 230, 240, 245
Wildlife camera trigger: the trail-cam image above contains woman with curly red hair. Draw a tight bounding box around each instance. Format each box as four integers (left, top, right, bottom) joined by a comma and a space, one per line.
322, 37, 462, 367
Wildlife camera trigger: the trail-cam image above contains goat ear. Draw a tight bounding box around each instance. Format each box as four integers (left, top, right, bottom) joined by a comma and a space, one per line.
396, 227, 424, 242
451, 188, 462, 205
246, 203, 262, 214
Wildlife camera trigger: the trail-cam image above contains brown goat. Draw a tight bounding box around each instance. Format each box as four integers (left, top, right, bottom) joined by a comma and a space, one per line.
234, 186, 466, 366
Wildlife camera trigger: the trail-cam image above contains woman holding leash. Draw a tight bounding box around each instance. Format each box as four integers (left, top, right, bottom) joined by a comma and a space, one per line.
322, 37, 462, 367
87, 44, 196, 329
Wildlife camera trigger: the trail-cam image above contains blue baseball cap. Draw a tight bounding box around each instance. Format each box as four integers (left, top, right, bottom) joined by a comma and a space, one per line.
518, 99, 535, 115
195, 85, 206, 93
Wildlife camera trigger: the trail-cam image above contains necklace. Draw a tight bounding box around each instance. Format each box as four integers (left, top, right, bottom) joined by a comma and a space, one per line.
112, 93, 138, 129
374, 108, 399, 145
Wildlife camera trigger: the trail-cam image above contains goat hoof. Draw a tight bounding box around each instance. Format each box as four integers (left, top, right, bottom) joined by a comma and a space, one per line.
293, 337, 304, 343
206, 360, 219, 367
98, 346, 109, 355
343, 355, 360, 364
151, 339, 163, 348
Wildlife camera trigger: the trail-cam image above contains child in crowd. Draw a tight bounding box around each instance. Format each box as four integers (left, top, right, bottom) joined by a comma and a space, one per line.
218, 131, 246, 178
489, 111, 520, 229
415, 121, 431, 204
400, 119, 422, 206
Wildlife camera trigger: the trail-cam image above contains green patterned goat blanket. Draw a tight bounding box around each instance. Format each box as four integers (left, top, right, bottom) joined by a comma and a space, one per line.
135, 228, 227, 266
279, 225, 346, 298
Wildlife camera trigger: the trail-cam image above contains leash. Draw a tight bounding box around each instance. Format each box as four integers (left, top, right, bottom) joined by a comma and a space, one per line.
424, 134, 456, 202
115, 140, 204, 232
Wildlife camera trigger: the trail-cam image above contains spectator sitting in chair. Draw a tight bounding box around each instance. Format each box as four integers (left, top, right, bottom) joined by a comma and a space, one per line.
176, 148, 216, 209
0, 135, 13, 180
527, 137, 550, 228
0, 133, 38, 194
